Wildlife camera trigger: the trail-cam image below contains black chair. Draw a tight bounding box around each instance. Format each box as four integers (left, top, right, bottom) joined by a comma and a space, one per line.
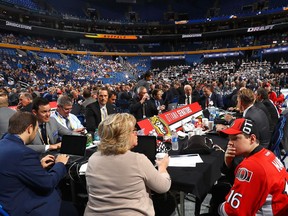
0, 204, 9, 216
269, 114, 288, 170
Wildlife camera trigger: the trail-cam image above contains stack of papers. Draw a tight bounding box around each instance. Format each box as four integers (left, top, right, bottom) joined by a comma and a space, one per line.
169, 154, 203, 167
79, 162, 88, 175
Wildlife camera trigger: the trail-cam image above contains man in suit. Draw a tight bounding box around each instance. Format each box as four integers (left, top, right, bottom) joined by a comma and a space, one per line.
192, 82, 203, 104
81, 89, 96, 108
148, 89, 165, 115
85, 87, 116, 134
129, 86, 155, 120
30, 97, 74, 153
17, 92, 33, 112
200, 84, 224, 109
70, 90, 84, 116
178, 84, 193, 105
0, 111, 70, 216
217, 88, 271, 148
0, 88, 16, 138
256, 87, 279, 133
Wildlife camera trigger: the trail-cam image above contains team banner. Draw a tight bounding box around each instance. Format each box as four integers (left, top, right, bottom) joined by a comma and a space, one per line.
137, 102, 202, 135
85, 34, 137, 40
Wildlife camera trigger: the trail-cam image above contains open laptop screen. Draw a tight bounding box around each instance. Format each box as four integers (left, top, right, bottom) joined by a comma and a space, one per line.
60, 135, 87, 156
167, 102, 178, 111
131, 135, 157, 164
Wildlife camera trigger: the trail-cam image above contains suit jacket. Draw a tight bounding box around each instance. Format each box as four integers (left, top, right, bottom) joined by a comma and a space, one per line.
85, 101, 116, 133
129, 96, 155, 120
0, 134, 67, 216
82, 97, 96, 108
148, 98, 165, 116
20, 103, 33, 112
192, 89, 202, 104
28, 117, 74, 153
200, 93, 224, 110
262, 99, 279, 132
244, 105, 271, 148
254, 101, 273, 133
0, 107, 16, 138
178, 94, 193, 105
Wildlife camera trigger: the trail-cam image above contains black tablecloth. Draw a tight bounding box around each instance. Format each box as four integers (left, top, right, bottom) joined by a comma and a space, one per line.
168, 134, 228, 201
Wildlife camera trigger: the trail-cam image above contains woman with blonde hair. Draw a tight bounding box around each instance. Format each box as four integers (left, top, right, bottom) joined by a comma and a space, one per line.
84, 113, 171, 216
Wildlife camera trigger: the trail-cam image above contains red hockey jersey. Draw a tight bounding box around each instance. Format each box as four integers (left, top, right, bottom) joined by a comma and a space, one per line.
219, 147, 288, 216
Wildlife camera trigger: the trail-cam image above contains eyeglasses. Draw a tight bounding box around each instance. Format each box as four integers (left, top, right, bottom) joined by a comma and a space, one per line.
61, 106, 72, 112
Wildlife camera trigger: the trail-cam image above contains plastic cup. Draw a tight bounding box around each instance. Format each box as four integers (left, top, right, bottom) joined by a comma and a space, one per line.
208, 121, 214, 130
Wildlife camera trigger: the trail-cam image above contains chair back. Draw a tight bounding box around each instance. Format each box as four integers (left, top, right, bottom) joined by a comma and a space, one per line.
0, 204, 9, 216
269, 114, 288, 170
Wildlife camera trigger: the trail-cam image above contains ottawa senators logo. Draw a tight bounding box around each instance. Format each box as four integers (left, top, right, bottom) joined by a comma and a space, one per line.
150, 116, 171, 136
236, 168, 253, 182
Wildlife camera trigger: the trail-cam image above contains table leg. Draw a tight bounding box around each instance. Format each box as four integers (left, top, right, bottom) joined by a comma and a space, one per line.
179, 191, 185, 216
195, 198, 201, 216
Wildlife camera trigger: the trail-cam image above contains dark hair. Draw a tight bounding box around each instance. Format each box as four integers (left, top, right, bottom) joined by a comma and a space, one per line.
32, 97, 49, 111
152, 89, 161, 98
204, 84, 214, 92
83, 89, 91, 98
144, 71, 153, 79
8, 111, 37, 134
97, 87, 109, 95
109, 90, 117, 98
0, 88, 8, 97
256, 87, 269, 100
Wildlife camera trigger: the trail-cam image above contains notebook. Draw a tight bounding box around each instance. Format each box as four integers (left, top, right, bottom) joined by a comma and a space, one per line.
60, 135, 87, 163
132, 135, 157, 164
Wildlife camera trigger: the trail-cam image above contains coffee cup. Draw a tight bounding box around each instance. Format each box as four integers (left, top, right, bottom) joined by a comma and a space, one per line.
202, 118, 209, 127
156, 153, 167, 160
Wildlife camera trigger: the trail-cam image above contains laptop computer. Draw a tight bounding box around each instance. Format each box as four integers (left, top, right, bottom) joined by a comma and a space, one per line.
167, 102, 178, 111
132, 135, 157, 165
60, 135, 87, 163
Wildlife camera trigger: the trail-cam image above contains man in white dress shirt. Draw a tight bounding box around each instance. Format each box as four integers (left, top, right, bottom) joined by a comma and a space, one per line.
51, 95, 85, 134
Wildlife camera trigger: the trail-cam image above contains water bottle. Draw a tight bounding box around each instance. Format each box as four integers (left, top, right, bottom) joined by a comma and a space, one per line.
208, 106, 216, 121
191, 116, 196, 126
94, 129, 100, 141
171, 130, 179, 151
86, 133, 92, 147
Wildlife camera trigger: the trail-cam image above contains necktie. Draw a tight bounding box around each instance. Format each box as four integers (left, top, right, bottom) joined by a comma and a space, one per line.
101, 107, 107, 121
206, 98, 209, 108
156, 100, 160, 107
40, 123, 48, 144
66, 118, 72, 130
143, 103, 146, 119
187, 96, 190, 104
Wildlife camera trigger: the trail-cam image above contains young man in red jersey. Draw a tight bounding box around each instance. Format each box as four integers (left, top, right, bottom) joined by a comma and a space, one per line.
219, 118, 288, 216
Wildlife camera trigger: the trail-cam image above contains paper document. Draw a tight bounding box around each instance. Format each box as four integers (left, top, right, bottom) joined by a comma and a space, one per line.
169, 154, 203, 167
